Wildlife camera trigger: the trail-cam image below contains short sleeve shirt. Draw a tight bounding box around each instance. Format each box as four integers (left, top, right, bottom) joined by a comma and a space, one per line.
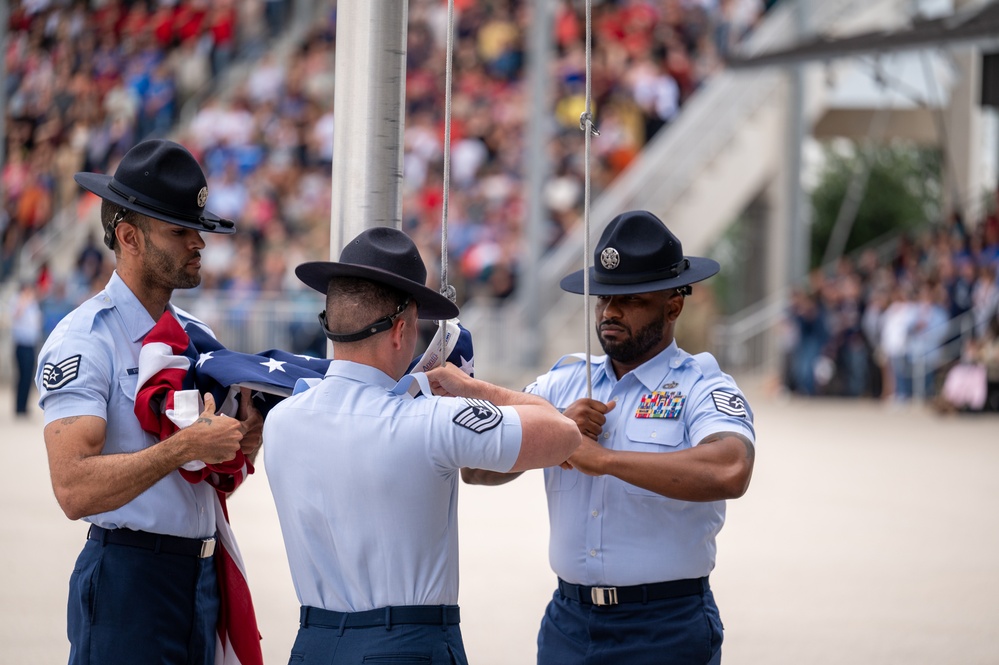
35, 272, 217, 538
527, 341, 755, 586
263, 360, 523, 612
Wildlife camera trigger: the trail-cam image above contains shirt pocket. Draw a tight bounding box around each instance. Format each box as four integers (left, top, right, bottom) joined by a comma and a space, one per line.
623, 417, 685, 451
621, 417, 685, 497
544, 465, 579, 493
118, 372, 138, 405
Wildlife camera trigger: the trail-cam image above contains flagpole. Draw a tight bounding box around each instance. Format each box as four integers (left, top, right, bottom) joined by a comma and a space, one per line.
327, 0, 410, 357
329, 0, 410, 257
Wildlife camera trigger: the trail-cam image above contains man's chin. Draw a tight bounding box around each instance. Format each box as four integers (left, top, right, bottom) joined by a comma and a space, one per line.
178, 274, 202, 290
599, 342, 624, 359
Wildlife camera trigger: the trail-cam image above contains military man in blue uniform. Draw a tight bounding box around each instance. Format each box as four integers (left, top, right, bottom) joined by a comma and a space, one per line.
36, 139, 263, 665
462, 210, 756, 664
263, 227, 581, 664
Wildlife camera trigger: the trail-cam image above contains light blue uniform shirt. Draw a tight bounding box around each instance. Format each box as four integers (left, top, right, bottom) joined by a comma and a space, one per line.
527, 341, 755, 587
35, 271, 217, 539
263, 360, 523, 613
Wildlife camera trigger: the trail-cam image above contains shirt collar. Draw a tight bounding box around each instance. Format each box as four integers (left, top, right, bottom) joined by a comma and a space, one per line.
324, 359, 398, 390
597, 340, 682, 391
106, 271, 159, 343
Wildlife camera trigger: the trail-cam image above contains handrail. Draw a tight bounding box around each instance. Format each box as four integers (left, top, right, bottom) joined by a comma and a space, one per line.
911, 309, 977, 401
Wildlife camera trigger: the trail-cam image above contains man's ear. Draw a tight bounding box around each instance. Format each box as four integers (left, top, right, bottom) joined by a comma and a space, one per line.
116, 222, 142, 256
666, 292, 685, 322
390, 315, 409, 351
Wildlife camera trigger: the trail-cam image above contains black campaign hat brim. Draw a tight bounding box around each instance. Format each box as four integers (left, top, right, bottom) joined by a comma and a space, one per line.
75, 172, 235, 235
559, 256, 720, 295
296, 261, 459, 321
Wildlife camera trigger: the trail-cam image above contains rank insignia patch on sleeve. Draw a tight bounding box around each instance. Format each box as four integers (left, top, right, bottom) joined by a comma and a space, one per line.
710, 390, 748, 417
42, 355, 82, 390
453, 398, 503, 433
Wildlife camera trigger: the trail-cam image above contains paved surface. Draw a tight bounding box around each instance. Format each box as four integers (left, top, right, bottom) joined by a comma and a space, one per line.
2, 379, 998, 664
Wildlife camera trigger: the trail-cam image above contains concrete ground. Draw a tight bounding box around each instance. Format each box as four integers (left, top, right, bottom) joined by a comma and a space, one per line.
2, 378, 998, 664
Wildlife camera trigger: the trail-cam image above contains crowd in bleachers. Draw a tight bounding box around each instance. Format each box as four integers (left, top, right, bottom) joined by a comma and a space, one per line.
175, 0, 777, 303
1, 0, 281, 285
3, 0, 773, 304
6, 1, 998, 412
780, 208, 999, 411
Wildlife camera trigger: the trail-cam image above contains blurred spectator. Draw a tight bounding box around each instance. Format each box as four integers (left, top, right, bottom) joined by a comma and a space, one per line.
935, 319, 999, 413
73, 231, 107, 298
9, 281, 43, 416
788, 287, 828, 396
970, 263, 999, 337
39, 278, 78, 338
264, 0, 290, 39
908, 280, 950, 397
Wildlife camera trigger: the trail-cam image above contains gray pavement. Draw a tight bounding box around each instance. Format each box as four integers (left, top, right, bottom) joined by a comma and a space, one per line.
2, 379, 998, 664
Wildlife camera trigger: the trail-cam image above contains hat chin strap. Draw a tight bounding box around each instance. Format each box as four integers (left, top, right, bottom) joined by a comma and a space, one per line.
319, 297, 411, 343
103, 209, 127, 250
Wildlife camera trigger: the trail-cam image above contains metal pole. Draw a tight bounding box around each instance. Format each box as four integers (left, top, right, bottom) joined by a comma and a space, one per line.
0, 1, 8, 190
329, 0, 410, 258
786, 0, 811, 285
518, 0, 553, 369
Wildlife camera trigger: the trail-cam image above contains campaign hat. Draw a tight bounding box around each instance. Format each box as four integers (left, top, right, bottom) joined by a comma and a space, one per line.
296, 227, 459, 321
560, 210, 720, 295
75, 139, 234, 248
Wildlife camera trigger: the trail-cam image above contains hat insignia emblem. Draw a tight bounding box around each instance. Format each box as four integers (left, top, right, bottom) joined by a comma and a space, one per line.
600, 247, 621, 270
197, 186, 208, 208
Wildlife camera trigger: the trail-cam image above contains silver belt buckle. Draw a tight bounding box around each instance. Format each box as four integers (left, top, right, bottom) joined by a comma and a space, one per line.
590, 586, 618, 606
199, 538, 216, 558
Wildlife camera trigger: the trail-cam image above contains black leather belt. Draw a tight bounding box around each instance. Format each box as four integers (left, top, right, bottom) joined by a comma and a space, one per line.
300, 605, 461, 629
558, 577, 708, 606
88, 525, 216, 558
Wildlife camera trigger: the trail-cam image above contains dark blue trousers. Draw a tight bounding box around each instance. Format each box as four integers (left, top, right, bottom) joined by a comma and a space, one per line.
537, 585, 723, 665
290, 606, 468, 664
15, 343, 35, 414
67, 538, 220, 665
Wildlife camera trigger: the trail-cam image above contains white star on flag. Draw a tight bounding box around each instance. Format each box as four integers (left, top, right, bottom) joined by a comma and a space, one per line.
459, 355, 474, 375
260, 358, 287, 373
196, 352, 214, 368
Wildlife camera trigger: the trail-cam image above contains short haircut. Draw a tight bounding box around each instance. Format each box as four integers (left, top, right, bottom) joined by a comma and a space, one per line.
325, 276, 409, 338
100, 200, 146, 254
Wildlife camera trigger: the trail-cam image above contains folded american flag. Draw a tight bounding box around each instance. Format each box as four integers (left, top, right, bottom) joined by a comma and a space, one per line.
134, 311, 269, 665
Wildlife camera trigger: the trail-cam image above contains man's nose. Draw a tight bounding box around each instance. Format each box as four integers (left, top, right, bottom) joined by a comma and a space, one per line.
600, 297, 624, 318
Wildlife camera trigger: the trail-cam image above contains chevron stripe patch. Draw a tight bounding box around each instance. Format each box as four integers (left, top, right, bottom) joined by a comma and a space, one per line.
710, 390, 748, 417
453, 398, 502, 433
42, 355, 82, 390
